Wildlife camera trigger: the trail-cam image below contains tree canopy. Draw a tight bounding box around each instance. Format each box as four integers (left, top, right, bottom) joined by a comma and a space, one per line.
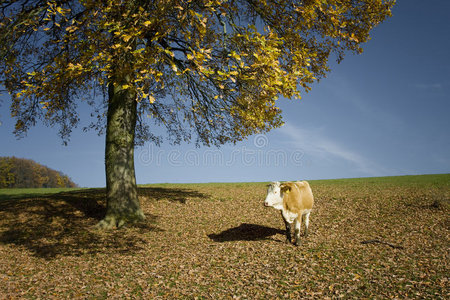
1, 0, 394, 146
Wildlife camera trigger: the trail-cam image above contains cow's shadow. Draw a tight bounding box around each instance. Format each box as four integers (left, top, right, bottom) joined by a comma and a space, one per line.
208, 223, 284, 242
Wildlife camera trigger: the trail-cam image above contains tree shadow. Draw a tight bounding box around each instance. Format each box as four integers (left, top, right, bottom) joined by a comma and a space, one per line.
0, 189, 154, 258
138, 186, 208, 203
0, 186, 208, 259
208, 223, 284, 242
51, 188, 107, 219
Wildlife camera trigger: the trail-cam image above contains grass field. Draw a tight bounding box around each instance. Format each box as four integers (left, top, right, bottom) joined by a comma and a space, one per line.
0, 174, 448, 298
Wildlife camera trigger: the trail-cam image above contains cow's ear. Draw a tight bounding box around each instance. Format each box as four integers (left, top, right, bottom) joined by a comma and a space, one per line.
280, 184, 291, 194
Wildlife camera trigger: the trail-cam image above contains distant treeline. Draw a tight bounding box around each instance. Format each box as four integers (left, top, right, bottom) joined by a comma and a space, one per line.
0, 157, 78, 188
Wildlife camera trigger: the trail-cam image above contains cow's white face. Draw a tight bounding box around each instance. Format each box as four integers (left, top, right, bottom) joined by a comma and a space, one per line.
264, 182, 283, 209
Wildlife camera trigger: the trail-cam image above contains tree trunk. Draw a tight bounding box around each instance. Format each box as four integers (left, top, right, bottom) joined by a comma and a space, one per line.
96, 80, 145, 229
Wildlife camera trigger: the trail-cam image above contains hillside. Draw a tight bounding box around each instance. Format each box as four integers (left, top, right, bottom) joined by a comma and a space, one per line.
0, 157, 77, 188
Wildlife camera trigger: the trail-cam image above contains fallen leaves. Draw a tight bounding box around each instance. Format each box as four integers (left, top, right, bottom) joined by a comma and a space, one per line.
0, 175, 448, 298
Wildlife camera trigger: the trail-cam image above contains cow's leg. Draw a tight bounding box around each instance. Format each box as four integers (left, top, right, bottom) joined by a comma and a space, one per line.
294, 217, 302, 246
281, 211, 291, 244
304, 211, 311, 237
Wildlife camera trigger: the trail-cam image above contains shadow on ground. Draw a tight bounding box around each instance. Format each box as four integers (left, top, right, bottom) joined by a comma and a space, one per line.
208, 223, 284, 242
0, 187, 207, 259
138, 186, 208, 204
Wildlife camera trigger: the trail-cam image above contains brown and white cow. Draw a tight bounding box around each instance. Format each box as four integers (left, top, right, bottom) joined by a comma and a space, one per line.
264, 181, 314, 246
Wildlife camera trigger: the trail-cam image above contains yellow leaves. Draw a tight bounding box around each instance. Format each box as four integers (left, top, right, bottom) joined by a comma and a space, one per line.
66, 63, 84, 75
188, 9, 208, 36
175, 67, 193, 76
65, 26, 78, 33
194, 51, 207, 62
190, 10, 204, 20
229, 51, 241, 61
122, 34, 133, 43
349, 33, 359, 43
216, 70, 227, 77
15, 90, 27, 98
113, 31, 133, 43
163, 48, 175, 58
138, 90, 156, 104
133, 48, 145, 55
66, 63, 75, 70
40, 101, 49, 109
55, 5, 71, 16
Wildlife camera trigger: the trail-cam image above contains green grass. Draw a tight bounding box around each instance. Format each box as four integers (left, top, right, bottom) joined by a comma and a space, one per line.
310, 173, 450, 186
0, 187, 83, 201
143, 173, 450, 187
2, 173, 448, 201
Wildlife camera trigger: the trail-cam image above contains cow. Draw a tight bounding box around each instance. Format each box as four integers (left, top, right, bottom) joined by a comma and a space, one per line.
264, 181, 314, 246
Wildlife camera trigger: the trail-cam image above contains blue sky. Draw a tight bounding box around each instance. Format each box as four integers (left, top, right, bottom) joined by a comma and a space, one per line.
1, 0, 449, 187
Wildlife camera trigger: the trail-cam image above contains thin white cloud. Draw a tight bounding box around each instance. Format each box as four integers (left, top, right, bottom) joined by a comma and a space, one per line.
279, 123, 392, 177
413, 83, 442, 90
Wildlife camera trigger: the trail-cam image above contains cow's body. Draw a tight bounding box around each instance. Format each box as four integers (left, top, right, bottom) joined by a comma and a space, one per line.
264, 181, 314, 246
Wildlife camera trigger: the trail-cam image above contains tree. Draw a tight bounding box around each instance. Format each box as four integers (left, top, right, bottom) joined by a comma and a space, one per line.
0, 0, 394, 228
0, 157, 15, 188
0, 156, 78, 188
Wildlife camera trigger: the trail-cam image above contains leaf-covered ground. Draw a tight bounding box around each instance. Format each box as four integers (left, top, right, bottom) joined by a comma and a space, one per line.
0, 175, 448, 299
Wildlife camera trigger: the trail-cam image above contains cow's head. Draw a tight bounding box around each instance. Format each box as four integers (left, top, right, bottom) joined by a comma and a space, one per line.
264, 182, 292, 208
264, 181, 283, 207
